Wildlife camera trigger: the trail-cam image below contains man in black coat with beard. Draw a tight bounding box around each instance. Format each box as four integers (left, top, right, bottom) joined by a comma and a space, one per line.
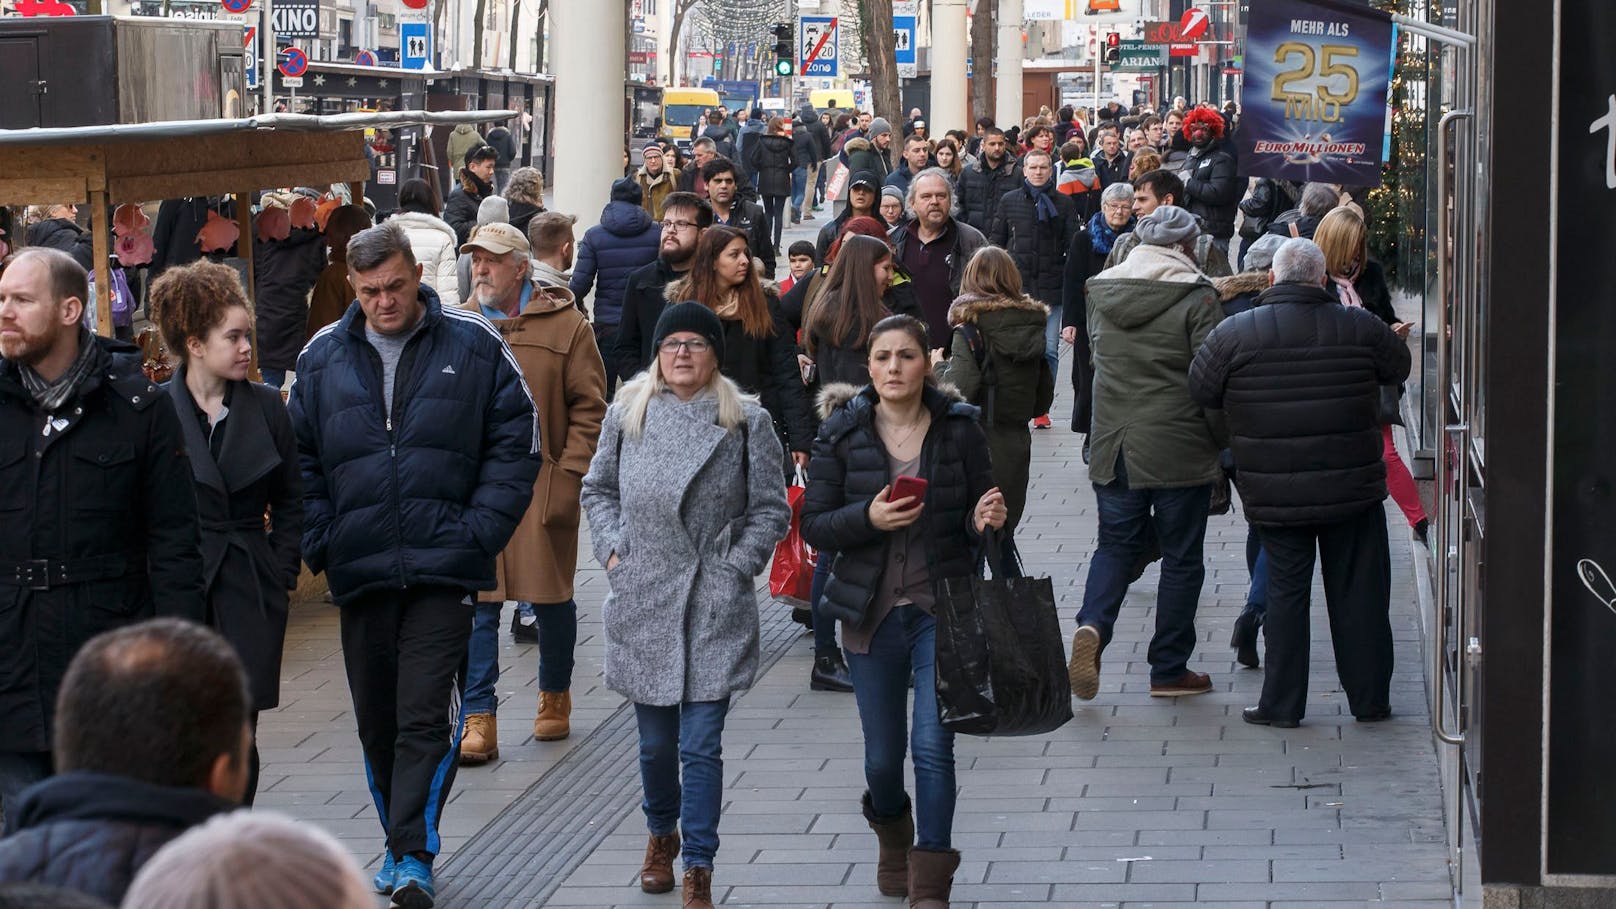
613, 192, 713, 381
0, 620, 247, 906
1189, 238, 1410, 729
0, 248, 205, 811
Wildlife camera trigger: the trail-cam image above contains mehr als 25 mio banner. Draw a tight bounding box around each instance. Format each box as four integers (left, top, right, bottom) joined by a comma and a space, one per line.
1237, 0, 1394, 187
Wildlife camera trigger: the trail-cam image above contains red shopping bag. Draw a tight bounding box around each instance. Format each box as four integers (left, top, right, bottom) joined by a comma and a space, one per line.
769, 478, 817, 607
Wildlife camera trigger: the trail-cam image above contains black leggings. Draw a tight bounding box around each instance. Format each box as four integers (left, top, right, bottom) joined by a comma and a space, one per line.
763, 195, 788, 252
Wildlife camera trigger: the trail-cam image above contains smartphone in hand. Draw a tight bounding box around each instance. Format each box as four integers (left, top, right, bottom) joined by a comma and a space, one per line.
891, 475, 929, 506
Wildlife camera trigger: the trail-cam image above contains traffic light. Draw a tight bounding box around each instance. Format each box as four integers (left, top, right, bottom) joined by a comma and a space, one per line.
1104, 31, 1121, 64
772, 23, 793, 76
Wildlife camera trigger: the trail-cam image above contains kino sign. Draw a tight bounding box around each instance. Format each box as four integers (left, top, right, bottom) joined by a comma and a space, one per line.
271, 0, 318, 38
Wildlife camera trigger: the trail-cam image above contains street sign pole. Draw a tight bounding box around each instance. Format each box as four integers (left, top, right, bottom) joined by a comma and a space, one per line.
262, 0, 274, 113
1093, 25, 1100, 124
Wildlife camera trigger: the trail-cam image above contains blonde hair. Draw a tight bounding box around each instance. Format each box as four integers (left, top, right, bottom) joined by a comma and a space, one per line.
615, 355, 755, 440
1312, 206, 1367, 278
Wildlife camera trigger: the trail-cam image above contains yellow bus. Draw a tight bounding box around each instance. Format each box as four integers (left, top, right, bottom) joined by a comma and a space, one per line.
810, 89, 856, 113
662, 87, 721, 150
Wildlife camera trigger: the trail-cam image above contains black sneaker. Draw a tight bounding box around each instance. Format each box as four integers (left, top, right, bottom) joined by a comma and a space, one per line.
810, 652, 854, 692
1414, 518, 1430, 545
509, 611, 538, 644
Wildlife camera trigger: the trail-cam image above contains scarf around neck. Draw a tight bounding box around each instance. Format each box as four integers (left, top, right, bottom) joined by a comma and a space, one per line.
1024, 180, 1059, 223
1088, 211, 1132, 255
1332, 275, 1364, 310
20, 326, 97, 414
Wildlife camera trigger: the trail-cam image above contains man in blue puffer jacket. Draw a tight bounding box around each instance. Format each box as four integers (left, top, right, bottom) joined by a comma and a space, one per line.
289, 221, 540, 908
569, 177, 660, 400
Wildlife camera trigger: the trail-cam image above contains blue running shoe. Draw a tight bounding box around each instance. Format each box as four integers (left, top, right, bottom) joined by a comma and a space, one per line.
372, 852, 397, 895
390, 855, 436, 909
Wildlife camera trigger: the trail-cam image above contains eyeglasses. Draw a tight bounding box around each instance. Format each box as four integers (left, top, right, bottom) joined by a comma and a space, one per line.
662, 220, 700, 233
1103, 202, 1133, 213
659, 338, 711, 354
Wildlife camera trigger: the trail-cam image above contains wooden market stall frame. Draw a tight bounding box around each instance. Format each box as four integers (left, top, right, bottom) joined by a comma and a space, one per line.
0, 110, 516, 339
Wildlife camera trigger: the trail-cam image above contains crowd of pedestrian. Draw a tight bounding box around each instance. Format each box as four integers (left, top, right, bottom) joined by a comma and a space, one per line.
0, 93, 1420, 909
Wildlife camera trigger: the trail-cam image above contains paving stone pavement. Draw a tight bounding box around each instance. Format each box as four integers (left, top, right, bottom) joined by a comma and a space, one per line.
257, 215, 1454, 907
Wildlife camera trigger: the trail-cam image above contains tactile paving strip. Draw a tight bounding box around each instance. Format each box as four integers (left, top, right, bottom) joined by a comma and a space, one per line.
435, 587, 810, 906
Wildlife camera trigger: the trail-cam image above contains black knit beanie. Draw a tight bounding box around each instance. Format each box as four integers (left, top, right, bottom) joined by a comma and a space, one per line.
652, 300, 726, 364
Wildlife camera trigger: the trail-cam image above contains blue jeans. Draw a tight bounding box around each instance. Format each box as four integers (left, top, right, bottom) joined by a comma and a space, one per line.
807, 555, 840, 658
791, 166, 809, 214
1043, 304, 1062, 389
464, 600, 578, 714
846, 606, 955, 849
634, 699, 730, 871
1076, 456, 1212, 684
260, 367, 288, 390
1245, 525, 1269, 617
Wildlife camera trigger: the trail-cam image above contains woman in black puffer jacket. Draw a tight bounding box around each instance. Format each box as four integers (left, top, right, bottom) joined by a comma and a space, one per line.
799, 314, 1004, 907
26, 204, 95, 270
748, 117, 797, 255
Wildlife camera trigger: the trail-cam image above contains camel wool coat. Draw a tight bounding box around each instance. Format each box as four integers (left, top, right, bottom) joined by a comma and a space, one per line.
487, 283, 608, 603
581, 388, 791, 706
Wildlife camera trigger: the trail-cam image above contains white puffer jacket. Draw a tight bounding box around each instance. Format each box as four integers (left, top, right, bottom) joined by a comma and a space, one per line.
388, 210, 461, 308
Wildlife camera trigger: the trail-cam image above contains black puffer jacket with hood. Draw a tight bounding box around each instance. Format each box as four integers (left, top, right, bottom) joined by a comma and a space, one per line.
800, 383, 994, 627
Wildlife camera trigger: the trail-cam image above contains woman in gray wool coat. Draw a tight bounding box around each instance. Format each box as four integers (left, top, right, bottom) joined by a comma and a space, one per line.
580, 301, 791, 909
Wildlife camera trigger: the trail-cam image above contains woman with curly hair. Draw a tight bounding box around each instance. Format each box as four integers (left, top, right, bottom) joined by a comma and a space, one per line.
149, 259, 304, 806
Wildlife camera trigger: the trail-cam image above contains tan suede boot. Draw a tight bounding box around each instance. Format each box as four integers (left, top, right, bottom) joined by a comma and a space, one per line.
639, 833, 679, 894
532, 690, 572, 741
907, 847, 961, 908
458, 713, 498, 764
681, 867, 714, 908
862, 792, 914, 896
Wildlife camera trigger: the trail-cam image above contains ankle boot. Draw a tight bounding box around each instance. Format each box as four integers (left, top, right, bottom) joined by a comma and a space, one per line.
458, 713, 498, 764
907, 847, 961, 908
639, 832, 679, 894
681, 867, 714, 908
532, 690, 571, 741
861, 792, 914, 896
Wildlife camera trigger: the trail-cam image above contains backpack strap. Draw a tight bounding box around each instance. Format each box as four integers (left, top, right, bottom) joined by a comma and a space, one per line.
954, 322, 998, 424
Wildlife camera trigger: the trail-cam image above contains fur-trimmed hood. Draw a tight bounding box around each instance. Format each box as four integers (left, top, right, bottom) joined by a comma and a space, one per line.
662, 275, 781, 303
814, 380, 966, 422
842, 136, 873, 155
946, 293, 1049, 327
1213, 270, 1270, 302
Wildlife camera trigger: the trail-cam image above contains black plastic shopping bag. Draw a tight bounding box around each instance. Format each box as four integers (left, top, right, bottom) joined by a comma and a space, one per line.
934, 531, 1073, 736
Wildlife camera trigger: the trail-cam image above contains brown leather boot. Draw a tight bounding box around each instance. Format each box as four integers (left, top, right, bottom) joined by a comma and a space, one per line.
639, 832, 679, 894
458, 713, 498, 764
532, 690, 571, 741
907, 847, 961, 908
681, 867, 714, 908
862, 792, 914, 896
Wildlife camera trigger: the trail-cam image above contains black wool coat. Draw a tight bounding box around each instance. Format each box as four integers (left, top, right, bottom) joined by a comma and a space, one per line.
252, 227, 326, 371
748, 133, 797, 198
1188, 282, 1412, 527
800, 383, 994, 626
613, 257, 684, 382
0, 338, 205, 752
167, 371, 304, 710
0, 772, 232, 906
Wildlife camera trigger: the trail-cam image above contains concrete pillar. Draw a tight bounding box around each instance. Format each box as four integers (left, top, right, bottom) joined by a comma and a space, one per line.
995, 0, 1022, 129
552, 0, 625, 232
931, 0, 968, 136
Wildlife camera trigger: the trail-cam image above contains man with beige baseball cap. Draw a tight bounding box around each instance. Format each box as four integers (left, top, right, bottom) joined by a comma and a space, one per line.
454, 216, 606, 768
461, 223, 533, 322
